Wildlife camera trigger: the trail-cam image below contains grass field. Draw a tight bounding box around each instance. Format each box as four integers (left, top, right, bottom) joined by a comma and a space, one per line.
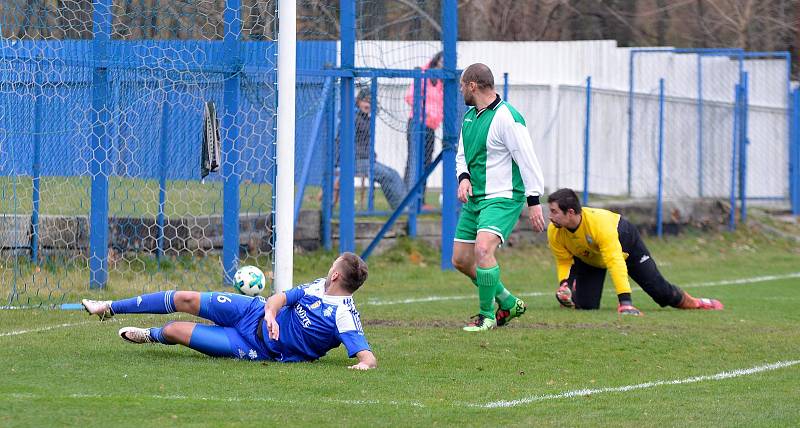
1, 225, 800, 426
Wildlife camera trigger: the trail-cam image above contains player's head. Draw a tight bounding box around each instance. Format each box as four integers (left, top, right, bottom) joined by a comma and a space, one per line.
460, 63, 494, 106
356, 88, 371, 114
547, 188, 582, 229
327, 252, 369, 294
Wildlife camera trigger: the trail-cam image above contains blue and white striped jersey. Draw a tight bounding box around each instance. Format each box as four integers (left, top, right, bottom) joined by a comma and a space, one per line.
265, 278, 370, 362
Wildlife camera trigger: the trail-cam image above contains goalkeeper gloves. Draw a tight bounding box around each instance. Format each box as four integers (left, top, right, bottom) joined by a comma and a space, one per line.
556, 280, 575, 308
617, 300, 642, 316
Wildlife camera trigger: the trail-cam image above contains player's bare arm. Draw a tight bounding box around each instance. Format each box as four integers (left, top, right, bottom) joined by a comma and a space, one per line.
264, 292, 287, 340
527, 204, 545, 232
457, 177, 472, 202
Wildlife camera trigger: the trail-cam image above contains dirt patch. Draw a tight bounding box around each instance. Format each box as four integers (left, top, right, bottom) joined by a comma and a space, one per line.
363, 318, 631, 330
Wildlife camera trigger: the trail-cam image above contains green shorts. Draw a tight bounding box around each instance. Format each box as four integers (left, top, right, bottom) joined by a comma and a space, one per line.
455, 197, 524, 244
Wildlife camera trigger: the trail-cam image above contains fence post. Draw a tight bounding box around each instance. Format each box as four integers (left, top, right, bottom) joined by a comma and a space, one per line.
338, 0, 356, 252
222, 0, 242, 284
739, 72, 749, 223
440, 0, 458, 270
697, 54, 704, 197
582, 76, 591, 204
792, 88, 800, 216
626, 51, 635, 197
367, 77, 378, 212
322, 80, 336, 251
656, 78, 665, 238
729, 83, 741, 231
89, 0, 112, 289
407, 76, 422, 237
503, 72, 509, 100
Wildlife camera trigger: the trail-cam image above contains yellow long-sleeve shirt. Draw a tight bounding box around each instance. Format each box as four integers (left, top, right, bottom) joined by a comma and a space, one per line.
547, 207, 631, 296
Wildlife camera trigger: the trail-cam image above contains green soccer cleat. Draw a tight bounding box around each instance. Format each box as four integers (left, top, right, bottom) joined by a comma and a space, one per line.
495, 298, 527, 327
463, 314, 497, 332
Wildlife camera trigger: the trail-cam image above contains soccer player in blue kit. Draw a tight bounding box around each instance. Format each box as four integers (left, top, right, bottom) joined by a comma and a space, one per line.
81, 253, 377, 370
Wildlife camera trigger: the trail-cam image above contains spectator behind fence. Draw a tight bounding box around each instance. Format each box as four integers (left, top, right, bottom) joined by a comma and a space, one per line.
333, 88, 406, 211
404, 51, 443, 208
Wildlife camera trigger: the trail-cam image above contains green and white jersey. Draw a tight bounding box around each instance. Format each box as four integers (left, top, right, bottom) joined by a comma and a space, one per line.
456, 95, 544, 203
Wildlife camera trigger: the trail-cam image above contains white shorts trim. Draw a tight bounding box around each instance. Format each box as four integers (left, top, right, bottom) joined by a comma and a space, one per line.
454, 238, 476, 244
477, 228, 505, 244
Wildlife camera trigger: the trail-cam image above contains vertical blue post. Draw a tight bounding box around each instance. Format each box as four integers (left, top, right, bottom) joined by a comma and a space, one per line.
407, 76, 422, 237
89, 0, 112, 289
367, 77, 378, 212
626, 51, 635, 196
792, 88, 800, 216
440, 0, 458, 270
729, 83, 741, 231
222, 0, 242, 283
339, 0, 356, 252
582, 76, 591, 204
656, 79, 665, 238
322, 81, 335, 251
157, 101, 169, 261
739, 72, 749, 223
697, 54, 704, 197
503, 72, 509, 100
31, 74, 42, 264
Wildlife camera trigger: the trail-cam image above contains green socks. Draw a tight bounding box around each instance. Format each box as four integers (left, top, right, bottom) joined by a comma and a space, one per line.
471, 267, 518, 312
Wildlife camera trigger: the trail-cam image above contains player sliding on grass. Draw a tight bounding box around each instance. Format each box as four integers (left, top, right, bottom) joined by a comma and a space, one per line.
82, 253, 377, 370
546, 188, 724, 315
452, 63, 546, 332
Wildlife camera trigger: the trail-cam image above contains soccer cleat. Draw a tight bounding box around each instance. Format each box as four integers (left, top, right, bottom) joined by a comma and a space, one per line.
81, 299, 114, 321
696, 298, 724, 310
495, 298, 527, 327
463, 314, 497, 332
556, 282, 575, 308
617, 303, 643, 316
118, 327, 155, 344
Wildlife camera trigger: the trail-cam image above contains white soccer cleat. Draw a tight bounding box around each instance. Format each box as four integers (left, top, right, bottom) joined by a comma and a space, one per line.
81, 299, 114, 321
118, 327, 155, 344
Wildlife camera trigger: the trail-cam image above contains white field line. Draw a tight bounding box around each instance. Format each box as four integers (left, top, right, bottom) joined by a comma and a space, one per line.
1, 360, 796, 410
474, 359, 800, 409
364, 272, 800, 306
0, 321, 97, 338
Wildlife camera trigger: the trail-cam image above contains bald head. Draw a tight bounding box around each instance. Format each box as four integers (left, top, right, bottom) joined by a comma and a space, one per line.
460, 63, 494, 90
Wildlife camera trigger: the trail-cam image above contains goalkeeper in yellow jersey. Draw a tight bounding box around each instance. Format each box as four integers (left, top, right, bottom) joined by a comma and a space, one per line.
546, 188, 723, 315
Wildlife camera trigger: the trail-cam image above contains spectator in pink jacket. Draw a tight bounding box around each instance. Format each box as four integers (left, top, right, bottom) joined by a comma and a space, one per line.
404, 51, 443, 207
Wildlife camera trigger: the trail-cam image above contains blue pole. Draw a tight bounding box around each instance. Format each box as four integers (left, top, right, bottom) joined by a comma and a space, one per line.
322, 81, 335, 251
31, 74, 42, 264
157, 100, 169, 261
627, 51, 635, 196
792, 88, 800, 215
582, 76, 591, 204
339, 0, 356, 253
367, 77, 378, 212
503, 72, 509, 100
441, 0, 458, 270
739, 72, 749, 222
697, 54, 704, 197
656, 78, 665, 238
222, 0, 241, 283
89, 0, 112, 289
408, 77, 423, 237
729, 83, 741, 231
294, 77, 333, 222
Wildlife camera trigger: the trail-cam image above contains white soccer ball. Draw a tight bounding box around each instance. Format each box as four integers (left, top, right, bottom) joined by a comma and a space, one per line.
234, 265, 266, 297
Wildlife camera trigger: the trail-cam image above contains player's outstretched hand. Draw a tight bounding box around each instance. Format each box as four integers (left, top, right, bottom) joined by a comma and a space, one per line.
528, 204, 545, 232
348, 362, 373, 370
264, 312, 280, 340
617, 303, 643, 316
457, 178, 472, 203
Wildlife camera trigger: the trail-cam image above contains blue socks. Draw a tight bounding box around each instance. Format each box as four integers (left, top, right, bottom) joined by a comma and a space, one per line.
111, 291, 177, 315
148, 325, 175, 345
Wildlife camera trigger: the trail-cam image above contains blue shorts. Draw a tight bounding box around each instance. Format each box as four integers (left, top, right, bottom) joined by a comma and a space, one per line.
195, 292, 275, 361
